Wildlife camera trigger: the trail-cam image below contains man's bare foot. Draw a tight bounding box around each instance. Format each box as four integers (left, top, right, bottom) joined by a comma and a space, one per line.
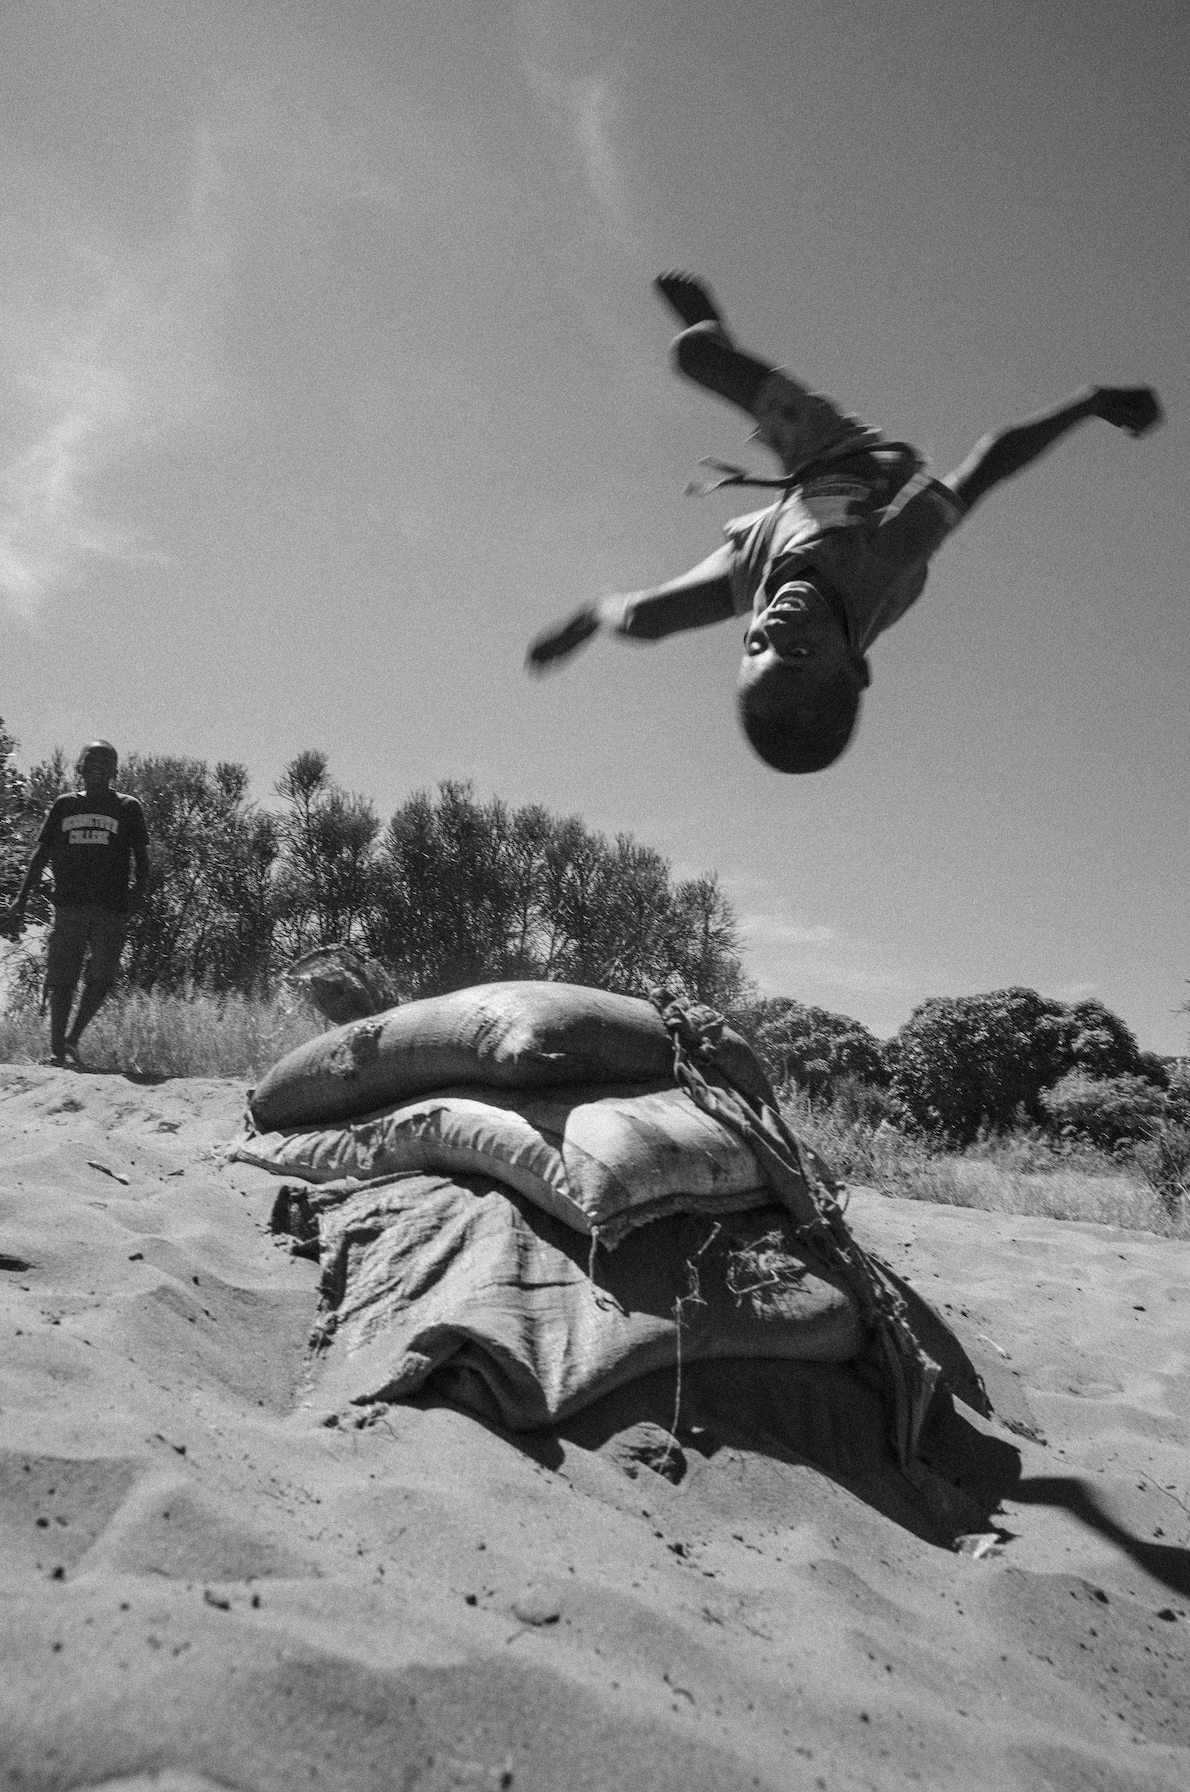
62, 1040, 84, 1070
1094, 385, 1163, 437
654, 272, 726, 331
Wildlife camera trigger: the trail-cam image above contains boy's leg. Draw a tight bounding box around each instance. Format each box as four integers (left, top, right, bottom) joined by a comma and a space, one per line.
655, 273, 774, 412
655, 271, 878, 476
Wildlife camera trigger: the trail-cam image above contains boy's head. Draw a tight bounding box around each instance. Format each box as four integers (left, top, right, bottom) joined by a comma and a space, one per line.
736, 579, 868, 773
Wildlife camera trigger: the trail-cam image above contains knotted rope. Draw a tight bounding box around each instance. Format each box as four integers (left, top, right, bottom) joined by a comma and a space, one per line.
648, 985, 939, 1469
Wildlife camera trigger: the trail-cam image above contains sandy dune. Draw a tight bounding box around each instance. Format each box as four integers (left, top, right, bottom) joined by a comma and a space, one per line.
2, 1064, 1187, 1791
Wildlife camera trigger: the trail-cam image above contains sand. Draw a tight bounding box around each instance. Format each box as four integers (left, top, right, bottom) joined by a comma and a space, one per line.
1, 1063, 1187, 1791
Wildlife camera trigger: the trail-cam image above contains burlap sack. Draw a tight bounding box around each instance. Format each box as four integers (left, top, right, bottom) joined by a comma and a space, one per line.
235, 1079, 818, 1247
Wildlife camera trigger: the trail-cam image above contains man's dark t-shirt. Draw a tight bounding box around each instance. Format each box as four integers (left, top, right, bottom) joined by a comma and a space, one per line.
37, 792, 149, 914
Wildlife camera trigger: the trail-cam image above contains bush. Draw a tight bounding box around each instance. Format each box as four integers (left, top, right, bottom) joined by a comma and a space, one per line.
892, 988, 1069, 1144
735, 996, 888, 1100
1166, 1061, 1190, 1123
891, 988, 1146, 1146
1040, 1071, 1167, 1149
1133, 1120, 1190, 1217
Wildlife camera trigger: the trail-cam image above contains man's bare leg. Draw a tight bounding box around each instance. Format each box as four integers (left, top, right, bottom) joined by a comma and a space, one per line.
66, 979, 112, 1062
655, 272, 774, 414
48, 987, 73, 1063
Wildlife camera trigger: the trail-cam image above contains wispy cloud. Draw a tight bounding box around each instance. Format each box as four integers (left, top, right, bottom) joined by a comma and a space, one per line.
744, 917, 841, 950
560, 75, 625, 218
0, 55, 405, 623
0, 190, 223, 619
516, 0, 639, 246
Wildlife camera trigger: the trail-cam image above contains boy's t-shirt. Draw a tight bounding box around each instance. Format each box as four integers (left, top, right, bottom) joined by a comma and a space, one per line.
724, 457, 967, 656
37, 790, 149, 913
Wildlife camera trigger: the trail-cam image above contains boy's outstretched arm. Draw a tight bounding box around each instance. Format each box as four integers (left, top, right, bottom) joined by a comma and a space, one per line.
526, 543, 736, 672
943, 385, 1162, 512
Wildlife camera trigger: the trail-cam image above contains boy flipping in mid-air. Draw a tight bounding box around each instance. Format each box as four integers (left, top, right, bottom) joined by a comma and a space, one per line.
527, 274, 1162, 772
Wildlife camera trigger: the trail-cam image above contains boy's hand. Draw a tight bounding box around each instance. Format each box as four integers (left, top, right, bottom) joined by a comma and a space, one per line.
1093, 386, 1163, 437
0, 902, 25, 939
526, 605, 601, 673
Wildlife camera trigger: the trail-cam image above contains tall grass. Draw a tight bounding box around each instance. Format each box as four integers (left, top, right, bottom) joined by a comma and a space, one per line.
781, 1086, 1190, 1240
0, 987, 327, 1081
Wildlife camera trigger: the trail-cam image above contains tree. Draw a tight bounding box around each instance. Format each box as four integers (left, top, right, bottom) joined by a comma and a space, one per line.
271, 752, 380, 960
366, 781, 524, 993
119, 755, 280, 992
891, 986, 1147, 1145
0, 723, 71, 925
736, 995, 888, 1099
0, 718, 25, 911
365, 780, 744, 1004
892, 988, 1068, 1143
666, 872, 747, 1009
1062, 999, 1141, 1080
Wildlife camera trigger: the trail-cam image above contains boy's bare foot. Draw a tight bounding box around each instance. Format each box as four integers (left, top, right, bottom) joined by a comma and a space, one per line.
1093, 385, 1163, 437
654, 272, 725, 330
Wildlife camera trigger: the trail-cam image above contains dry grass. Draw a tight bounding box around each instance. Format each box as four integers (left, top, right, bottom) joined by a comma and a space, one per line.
874, 1151, 1184, 1236
0, 987, 327, 1080
783, 1087, 1190, 1241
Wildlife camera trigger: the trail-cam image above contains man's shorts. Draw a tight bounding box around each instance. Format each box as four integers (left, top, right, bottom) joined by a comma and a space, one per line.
46, 906, 128, 988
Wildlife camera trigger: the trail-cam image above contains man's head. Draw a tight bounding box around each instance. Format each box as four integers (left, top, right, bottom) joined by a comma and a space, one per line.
736, 579, 868, 773
79, 740, 118, 795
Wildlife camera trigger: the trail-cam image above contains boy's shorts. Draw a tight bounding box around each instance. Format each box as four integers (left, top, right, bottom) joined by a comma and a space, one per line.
46, 906, 128, 988
726, 371, 966, 649
750, 369, 884, 478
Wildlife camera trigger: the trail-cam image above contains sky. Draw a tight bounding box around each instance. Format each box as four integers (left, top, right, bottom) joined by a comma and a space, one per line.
2, 0, 1187, 1052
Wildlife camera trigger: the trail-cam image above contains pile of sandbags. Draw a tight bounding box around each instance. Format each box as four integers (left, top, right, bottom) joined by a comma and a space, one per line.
244, 980, 828, 1248
240, 981, 938, 1457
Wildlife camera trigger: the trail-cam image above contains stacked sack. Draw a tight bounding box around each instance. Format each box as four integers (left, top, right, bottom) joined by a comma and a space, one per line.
241, 980, 943, 1465
241, 980, 836, 1249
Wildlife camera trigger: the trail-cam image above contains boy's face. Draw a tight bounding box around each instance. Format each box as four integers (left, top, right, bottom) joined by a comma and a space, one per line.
738, 580, 853, 713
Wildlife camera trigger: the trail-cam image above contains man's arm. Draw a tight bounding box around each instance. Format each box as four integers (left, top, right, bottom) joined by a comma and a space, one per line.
943, 385, 1162, 513
526, 544, 736, 672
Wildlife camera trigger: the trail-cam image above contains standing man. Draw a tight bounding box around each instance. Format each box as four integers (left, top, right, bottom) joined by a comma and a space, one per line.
1, 741, 150, 1066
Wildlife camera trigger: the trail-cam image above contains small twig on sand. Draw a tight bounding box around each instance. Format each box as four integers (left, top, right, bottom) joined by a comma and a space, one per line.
663, 1252, 709, 1469
1136, 1470, 1190, 1538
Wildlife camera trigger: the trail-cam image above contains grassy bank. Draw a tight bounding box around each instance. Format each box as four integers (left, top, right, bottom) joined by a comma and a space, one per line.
0, 988, 327, 1081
